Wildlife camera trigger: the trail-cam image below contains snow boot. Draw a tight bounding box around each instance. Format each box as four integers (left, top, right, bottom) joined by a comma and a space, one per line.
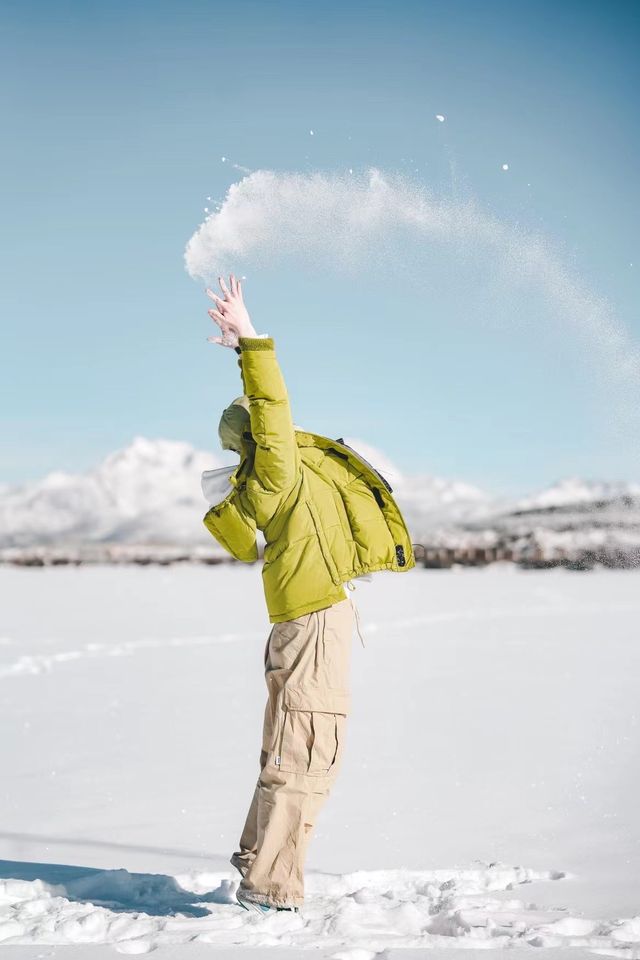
235, 887, 300, 915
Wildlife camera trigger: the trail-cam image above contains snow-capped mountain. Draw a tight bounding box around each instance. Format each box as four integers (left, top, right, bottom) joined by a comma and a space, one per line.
513, 477, 640, 512
0, 437, 638, 566
0, 435, 491, 552
0, 437, 222, 550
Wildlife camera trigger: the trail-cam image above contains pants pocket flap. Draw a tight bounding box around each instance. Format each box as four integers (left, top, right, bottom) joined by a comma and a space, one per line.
276, 707, 347, 776
284, 685, 350, 715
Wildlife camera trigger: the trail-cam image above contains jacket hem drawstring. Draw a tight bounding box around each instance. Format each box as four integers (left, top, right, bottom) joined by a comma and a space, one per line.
345, 580, 366, 648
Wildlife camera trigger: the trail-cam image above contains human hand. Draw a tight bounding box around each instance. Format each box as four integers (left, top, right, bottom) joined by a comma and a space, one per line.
206, 274, 256, 348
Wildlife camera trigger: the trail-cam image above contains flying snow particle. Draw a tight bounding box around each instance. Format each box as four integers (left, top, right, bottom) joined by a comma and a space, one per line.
221, 156, 227, 163
309, 130, 314, 136
502, 164, 510, 171
436, 114, 445, 122
348, 168, 353, 174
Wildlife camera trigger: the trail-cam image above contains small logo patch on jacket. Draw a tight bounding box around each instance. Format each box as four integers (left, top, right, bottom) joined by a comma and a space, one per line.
395, 545, 406, 567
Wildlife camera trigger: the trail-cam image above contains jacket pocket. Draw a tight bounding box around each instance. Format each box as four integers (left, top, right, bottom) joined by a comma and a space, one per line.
275, 707, 346, 777
306, 498, 341, 586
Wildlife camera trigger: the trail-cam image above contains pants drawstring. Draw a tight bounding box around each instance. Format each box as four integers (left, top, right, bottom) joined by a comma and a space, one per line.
345, 580, 366, 648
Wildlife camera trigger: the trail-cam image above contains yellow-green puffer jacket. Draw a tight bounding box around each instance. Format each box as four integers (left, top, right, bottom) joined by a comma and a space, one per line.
203, 336, 416, 622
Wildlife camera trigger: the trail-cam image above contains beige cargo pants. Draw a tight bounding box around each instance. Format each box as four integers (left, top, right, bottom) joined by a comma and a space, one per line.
231, 596, 355, 909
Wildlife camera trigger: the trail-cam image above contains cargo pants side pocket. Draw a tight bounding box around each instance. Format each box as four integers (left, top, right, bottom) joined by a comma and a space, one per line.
275, 705, 347, 777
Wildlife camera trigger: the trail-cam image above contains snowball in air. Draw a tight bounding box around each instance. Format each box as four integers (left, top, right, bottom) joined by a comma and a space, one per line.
436, 114, 445, 122
502, 163, 509, 171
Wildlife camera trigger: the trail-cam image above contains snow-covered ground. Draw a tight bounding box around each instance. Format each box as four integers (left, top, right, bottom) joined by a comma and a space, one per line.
0, 564, 638, 958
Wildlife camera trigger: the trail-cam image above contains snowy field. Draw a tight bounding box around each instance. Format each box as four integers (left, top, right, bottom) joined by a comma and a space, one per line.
0, 563, 638, 959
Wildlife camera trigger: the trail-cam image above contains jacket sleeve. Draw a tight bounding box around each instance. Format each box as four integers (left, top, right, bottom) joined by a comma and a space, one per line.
236, 336, 300, 494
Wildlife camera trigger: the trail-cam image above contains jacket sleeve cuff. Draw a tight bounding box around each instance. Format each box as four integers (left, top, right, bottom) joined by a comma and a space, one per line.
238, 336, 275, 351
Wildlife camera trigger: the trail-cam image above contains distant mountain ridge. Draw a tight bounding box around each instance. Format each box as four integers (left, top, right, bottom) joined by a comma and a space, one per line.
0, 437, 638, 567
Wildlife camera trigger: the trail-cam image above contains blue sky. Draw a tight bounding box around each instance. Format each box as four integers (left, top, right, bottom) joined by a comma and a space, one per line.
1, 0, 638, 495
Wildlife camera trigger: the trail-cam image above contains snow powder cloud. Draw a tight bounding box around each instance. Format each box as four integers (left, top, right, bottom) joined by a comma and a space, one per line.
184, 168, 640, 443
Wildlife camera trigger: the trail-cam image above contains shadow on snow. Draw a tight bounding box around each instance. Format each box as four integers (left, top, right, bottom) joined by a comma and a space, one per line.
0, 858, 234, 918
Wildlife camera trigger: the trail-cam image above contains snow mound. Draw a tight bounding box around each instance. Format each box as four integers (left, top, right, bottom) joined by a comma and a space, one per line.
6, 861, 636, 953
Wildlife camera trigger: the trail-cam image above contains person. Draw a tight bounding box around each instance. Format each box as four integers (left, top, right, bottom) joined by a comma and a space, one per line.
202, 274, 415, 915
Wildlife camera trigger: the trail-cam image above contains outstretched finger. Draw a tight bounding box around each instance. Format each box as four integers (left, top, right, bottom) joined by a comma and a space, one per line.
207, 336, 224, 345
218, 275, 230, 297
205, 288, 226, 307
230, 274, 238, 296
208, 308, 227, 324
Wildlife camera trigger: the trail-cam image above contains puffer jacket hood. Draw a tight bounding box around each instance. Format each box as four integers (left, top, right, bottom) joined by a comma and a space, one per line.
218, 395, 253, 454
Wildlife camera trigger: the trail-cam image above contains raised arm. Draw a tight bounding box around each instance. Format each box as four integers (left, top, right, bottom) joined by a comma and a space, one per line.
236, 336, 299, 493
206, 275, 300, 495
